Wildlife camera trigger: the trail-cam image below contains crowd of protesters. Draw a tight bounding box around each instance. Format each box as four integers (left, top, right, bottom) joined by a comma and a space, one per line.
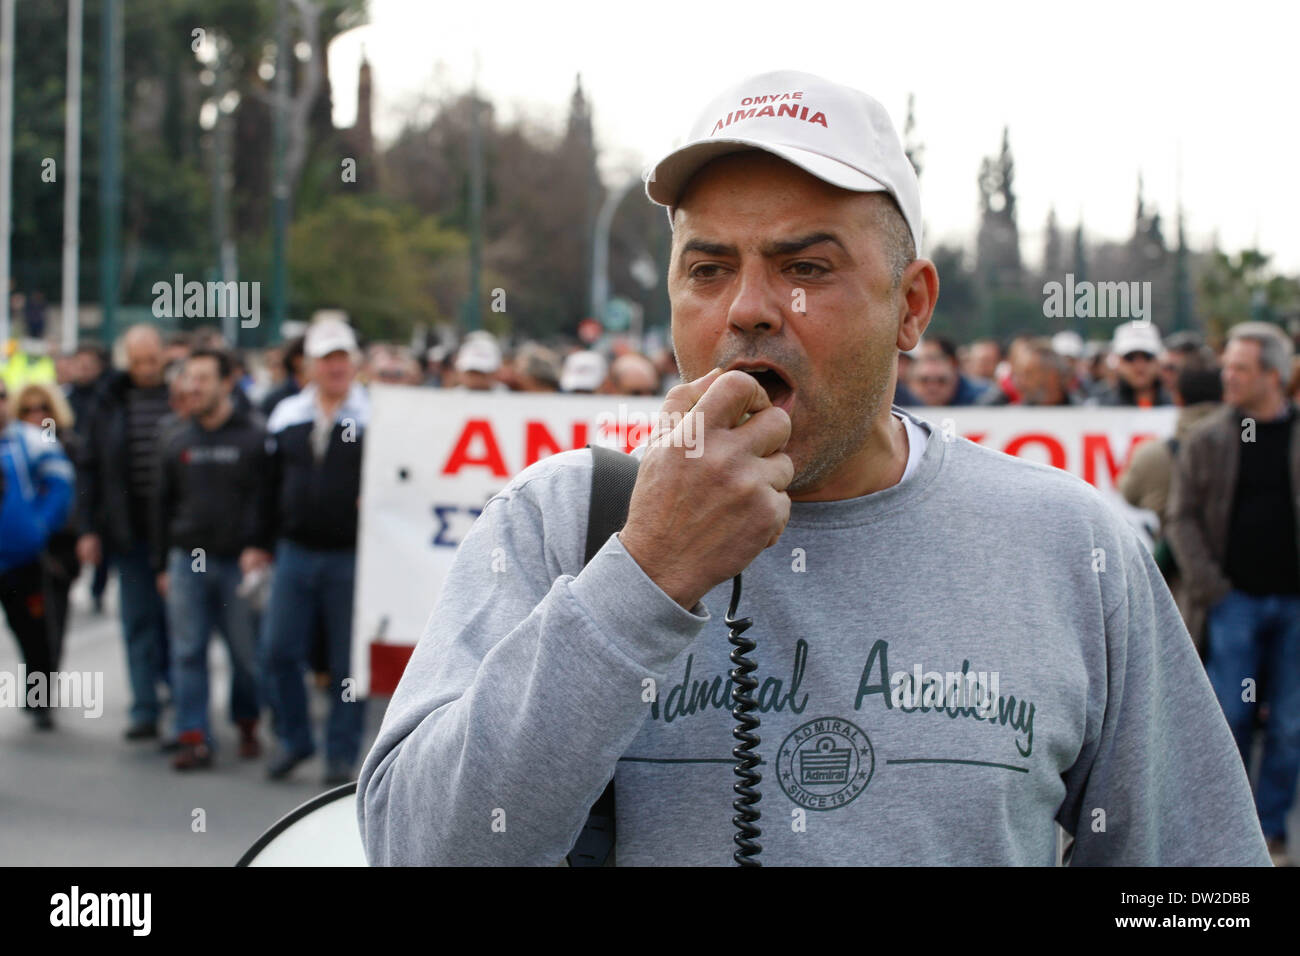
897, 320, 1300, 410
1, 314, 1298, 861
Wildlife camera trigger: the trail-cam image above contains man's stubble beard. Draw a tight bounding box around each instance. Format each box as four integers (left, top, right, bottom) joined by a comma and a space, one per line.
674, 328, 898, 497
786, 343, 894, 496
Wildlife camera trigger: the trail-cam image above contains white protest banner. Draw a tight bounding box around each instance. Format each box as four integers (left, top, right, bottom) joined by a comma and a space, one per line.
906, 405, 1177, 495
353, 386, 1177, 695
353, 386, 661, 696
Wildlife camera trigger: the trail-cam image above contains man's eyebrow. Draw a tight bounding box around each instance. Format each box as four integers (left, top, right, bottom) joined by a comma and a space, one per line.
678, 232, 846, 261
679, 238, 738, 259
761, 232, 846, 256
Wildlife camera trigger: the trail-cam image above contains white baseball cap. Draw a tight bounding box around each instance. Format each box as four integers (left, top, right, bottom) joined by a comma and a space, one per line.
1051, 330, 1084, 359
1112, 321, 1162, 357
644, 70, 923, 254
304, 318, 359, 358
455, 335, 502, 374
560, 350, 608, 393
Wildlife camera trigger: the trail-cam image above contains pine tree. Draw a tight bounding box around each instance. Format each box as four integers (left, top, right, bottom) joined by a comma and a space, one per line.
1173, 202, 1194, 332
1073, 218, 1088, 285
975, 126, 1023, 291
1072, 219, 1089, 338
1043, 206, 1063, 279
562, 74, 603, 320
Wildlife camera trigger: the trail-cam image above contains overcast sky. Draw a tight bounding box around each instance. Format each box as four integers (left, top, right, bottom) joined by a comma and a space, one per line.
326, 0, 1300, 273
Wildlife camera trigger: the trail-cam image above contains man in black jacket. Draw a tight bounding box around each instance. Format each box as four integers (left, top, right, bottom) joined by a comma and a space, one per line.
259, 318, 368, 784
153, 348, 266, 770
1167, 321, 1300, 865
76, 324, 172, 739
64, 343, 112, 612
64, 343, 109, 439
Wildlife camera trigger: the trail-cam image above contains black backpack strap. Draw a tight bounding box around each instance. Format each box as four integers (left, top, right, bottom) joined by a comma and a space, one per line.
583, 445, 641, 563
567, 444, 639, 867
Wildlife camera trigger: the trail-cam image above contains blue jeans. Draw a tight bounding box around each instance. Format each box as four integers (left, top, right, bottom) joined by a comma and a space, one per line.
165, 549, 260, 742
1206, 589, 1300, 840
261, 541, 364, 766
116, 541, 170, 726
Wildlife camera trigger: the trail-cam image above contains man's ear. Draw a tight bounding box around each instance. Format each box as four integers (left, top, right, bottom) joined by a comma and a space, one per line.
897, 258, 939, 352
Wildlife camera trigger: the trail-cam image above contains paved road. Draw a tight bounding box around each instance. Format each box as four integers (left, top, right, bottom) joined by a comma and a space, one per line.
0, 572, 387, 866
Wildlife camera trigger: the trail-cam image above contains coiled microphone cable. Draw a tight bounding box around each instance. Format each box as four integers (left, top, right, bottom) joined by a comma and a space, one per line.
725, 572, 762, 866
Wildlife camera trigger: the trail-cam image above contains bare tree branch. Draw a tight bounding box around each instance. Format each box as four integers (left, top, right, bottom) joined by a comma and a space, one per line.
283, 0, 323, 198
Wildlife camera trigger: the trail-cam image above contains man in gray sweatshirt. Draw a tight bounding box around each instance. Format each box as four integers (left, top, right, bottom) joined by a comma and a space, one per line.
357, 71, 1270, 866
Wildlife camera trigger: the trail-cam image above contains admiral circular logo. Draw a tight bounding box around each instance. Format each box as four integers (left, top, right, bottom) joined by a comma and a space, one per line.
777, 717, 874, 811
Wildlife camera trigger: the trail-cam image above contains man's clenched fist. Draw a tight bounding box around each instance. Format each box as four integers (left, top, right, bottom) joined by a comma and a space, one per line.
617, 368, 793, 610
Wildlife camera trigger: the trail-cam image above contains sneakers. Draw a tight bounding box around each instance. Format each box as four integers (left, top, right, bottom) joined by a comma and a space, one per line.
124, 722, 158, 741
172, 731, 213, 771
267, 747, 315, 781
237, 718, 262, 760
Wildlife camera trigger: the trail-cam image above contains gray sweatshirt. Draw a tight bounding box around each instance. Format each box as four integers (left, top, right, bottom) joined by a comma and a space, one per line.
357, 406, 1270, 866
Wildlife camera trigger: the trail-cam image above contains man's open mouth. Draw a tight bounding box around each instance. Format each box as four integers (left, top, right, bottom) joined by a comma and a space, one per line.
730, 363, 795, 412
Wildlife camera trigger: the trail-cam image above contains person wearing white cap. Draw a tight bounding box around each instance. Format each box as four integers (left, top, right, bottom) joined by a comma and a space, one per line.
359, 71, 1268, 866
1051, 330, 1084, 361
454, 333, 506, 392
560, 350, 608, 394
257, 316, 370, 784
1091, 321, 1171, 407
1050, 331, 1089, 397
